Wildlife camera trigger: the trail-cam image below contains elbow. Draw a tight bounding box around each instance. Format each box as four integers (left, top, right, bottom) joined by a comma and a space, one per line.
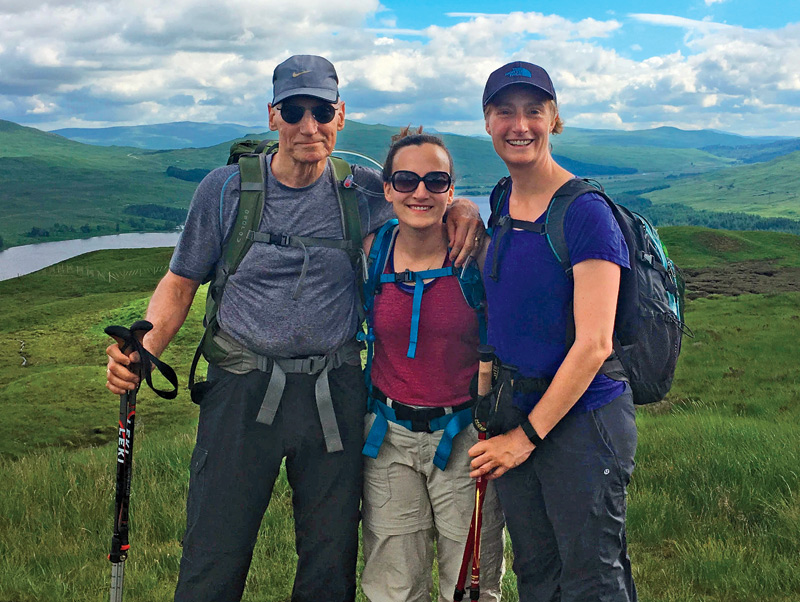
573, 335, 614, 370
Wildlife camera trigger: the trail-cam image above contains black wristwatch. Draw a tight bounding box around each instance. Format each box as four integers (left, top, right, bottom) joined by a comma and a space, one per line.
520, 421, 545, 447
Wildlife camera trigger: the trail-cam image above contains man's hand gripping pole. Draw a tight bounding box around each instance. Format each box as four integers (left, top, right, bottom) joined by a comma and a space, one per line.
104, 320, 178, 602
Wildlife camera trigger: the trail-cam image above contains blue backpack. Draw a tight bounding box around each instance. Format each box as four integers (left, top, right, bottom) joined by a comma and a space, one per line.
358, 219, 487, 469
488, 177, 689, 405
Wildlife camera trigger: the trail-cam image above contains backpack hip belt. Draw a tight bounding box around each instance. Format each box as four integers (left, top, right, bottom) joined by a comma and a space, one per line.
213, 329, 362, 454
362, 388, 474, 471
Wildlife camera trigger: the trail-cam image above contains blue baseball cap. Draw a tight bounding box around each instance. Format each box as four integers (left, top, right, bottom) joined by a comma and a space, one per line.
482, 61, 556, 107
272, 55, 339, 105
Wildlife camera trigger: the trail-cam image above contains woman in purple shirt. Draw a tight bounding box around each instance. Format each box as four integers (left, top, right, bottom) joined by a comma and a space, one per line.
468, 62, 638, 602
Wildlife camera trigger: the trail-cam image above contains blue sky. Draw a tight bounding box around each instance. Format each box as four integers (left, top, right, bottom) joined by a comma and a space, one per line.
2, 0, 800, 136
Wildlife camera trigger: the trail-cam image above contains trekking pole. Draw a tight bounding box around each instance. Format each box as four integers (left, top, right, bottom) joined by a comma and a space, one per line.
104, 320, 178, 602
454, 344, 495, 602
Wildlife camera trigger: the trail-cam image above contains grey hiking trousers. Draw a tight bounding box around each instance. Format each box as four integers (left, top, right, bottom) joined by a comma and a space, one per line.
174, 361, 366, 602
494, 387, 638, 602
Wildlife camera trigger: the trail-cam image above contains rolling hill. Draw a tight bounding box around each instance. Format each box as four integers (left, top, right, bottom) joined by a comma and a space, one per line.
50, 121, 265, 150
2, 119, 800, 250
644, 150, 800, 219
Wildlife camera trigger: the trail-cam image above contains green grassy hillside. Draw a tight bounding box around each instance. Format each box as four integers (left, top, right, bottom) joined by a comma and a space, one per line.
0, 229, 799, 600
3, 118, 800, 252
659, 226, 800, 268
556, 125, 779, 149
645, 151, 800, 219
554, 142, 734, 174
51, 121, 263, 150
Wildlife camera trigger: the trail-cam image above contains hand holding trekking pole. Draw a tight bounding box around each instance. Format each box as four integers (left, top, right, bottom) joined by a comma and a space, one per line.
104, 320, 178, 602
454, 344, 495, 602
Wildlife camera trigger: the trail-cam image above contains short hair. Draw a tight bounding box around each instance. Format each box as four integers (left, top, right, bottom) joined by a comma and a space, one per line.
382, 126, 455, 182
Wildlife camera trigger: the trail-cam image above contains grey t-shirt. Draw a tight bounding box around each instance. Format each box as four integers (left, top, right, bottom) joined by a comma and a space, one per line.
170, 156, 394, 357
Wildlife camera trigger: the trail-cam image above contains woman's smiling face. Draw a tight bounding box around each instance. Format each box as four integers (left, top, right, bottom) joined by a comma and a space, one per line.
384, 142, 454, 231
484, 85, 559, 169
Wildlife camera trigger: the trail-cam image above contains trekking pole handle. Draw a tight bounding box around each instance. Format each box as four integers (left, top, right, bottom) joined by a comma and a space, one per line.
105, 320, 153, 381
105, 320, 179, 400
477, 344, 495, 397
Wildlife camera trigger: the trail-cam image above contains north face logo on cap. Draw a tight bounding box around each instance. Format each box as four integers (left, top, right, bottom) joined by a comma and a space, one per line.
505, 67, 532, 78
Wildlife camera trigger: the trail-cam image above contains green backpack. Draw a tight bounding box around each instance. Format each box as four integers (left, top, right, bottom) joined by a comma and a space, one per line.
188, 139, 365, 391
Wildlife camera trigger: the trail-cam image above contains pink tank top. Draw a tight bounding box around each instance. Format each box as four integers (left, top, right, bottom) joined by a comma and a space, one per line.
371, 253, 480, 408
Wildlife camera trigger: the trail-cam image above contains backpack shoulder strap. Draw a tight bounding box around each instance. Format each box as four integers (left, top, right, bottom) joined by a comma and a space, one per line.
487, 176, 511, 234
544, 178, 610, 277
456, 258, 488, 345
330, 156, 363, 259
364, 219, 399, 311
223, 153, 267, 274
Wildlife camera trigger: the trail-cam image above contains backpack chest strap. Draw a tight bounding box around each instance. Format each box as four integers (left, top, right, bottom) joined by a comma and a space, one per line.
489, 215, 546, 280
378, 266, 455, 359
247, 230, 358, 299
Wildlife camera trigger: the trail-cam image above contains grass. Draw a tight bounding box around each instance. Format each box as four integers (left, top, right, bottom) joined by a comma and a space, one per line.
644, 151, 800, 219
658, 226, 800, 269
1, 235, 799, 600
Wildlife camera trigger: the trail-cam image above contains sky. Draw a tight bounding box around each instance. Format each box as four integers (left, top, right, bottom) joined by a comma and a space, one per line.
2, 0, 800, 137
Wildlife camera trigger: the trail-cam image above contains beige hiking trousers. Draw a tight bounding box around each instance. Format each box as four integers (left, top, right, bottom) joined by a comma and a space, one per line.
361, 414, 505, 602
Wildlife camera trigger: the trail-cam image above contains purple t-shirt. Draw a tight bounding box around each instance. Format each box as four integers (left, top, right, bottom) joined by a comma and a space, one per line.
483, 187, 630, 414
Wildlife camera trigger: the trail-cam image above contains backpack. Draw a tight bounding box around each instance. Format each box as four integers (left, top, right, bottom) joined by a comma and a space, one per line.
487, 177, 688, 405
359, 218, 487, 390
188, 139, 365, 391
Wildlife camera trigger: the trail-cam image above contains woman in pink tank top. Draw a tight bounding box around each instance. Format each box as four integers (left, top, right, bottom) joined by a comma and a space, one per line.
359, 128, 505, 602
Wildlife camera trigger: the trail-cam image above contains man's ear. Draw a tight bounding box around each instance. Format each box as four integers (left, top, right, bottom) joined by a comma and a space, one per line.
337, 101, 346, 131
268, 103, 279, 131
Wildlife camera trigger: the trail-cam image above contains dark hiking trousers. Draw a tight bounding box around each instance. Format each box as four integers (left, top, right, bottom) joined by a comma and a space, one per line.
174, 361, 366, 602
494, 388, 638, 602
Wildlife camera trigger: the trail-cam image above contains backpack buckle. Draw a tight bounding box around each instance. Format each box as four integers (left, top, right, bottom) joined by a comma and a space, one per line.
268, 233, 292, 246
395, 269, 415, 283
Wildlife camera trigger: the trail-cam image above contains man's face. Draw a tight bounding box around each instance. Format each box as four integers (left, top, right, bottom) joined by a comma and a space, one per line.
268, 96, 345, 166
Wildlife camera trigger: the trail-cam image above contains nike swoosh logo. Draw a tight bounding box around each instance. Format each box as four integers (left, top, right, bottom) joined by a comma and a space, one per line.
292, 70, 311, 77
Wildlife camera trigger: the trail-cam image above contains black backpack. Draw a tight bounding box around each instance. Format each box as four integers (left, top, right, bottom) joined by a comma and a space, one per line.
487, 177, 689, 405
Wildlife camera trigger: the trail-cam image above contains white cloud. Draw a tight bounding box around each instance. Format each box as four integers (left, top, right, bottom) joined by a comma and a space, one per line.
26, 96, 57, 114
1, 3, 800, 136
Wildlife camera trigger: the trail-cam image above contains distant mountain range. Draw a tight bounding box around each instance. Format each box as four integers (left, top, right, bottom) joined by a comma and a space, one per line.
50, 121, 266, 150
0, 118, 798, 250
50, 120, 787, 152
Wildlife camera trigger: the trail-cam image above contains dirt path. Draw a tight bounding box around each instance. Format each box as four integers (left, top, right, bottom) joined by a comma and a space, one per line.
682, 260, 800, 299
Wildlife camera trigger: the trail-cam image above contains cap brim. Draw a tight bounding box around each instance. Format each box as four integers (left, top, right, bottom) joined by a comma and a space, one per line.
483, 80, 555, 107
273, 87, 339, 105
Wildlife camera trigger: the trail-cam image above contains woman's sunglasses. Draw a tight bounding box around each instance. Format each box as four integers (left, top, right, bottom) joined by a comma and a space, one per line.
389, 170, 452, 194
277, 103, 337, 125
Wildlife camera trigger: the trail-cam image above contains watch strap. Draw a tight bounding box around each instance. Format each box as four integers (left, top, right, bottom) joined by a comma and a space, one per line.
521, 420, 544, 446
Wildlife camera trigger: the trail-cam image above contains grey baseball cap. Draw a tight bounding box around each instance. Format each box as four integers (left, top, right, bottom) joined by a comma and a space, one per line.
272, 55, 339, 105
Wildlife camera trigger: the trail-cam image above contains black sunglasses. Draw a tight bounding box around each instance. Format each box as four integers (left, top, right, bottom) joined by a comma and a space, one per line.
277, 103, 337, 125
389, 170, 452, 194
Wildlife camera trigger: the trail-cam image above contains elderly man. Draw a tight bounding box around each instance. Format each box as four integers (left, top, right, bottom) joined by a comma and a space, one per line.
105, 55, 482, 602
